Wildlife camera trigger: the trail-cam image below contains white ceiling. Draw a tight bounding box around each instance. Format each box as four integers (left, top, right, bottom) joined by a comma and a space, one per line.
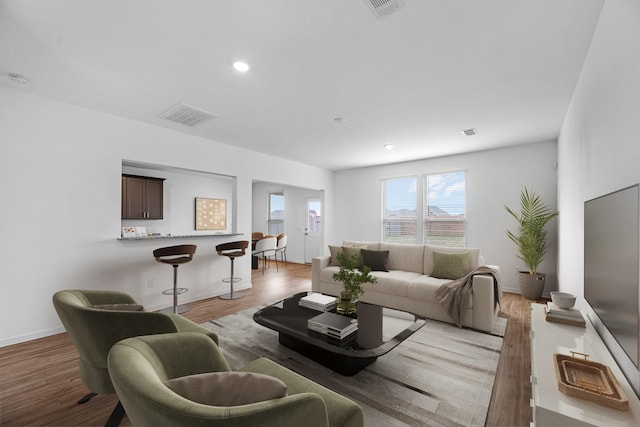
0, 0, 604, 171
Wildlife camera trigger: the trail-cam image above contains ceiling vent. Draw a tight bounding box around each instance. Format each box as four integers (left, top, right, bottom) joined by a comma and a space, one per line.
364, 0, 405, 18
462, 128, 478, 137
159, 103, 218, 127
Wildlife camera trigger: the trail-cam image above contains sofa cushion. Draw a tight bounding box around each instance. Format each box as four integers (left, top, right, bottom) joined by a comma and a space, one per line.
431, 251, 470, 280
360, 249, 389, 272
379, 243, 424, 273
342, 240, 380, 250
363, 271, 422, 297
164, 372, 287, 406
424, 246, 481, 275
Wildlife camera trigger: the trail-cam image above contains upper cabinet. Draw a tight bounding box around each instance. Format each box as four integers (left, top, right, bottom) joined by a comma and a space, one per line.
122, 175, 165, 219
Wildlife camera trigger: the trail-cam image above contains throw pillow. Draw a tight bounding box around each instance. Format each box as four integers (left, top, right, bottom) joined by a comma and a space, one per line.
164, 372, 287, 406
360, 249, 390, 272
91, 304, 144, 311
341, 246, 366, 268
431, 251, 470, 280
329, 245, 343, 266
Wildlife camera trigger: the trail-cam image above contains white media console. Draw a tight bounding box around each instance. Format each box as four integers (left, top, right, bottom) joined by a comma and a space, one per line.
530, 303, 640, 426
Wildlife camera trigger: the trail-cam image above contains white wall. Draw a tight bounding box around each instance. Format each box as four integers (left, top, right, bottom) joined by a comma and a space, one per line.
331, 141, 559, 295
252, 182, 324, 264
558, 0, 640, 301
0, 86, 334, 346
122, 163, 235, 236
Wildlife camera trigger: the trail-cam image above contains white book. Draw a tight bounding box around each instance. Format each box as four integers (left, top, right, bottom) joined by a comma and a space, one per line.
299, 293, 337, 312
300, 301, 336, 312
546, 302, 583, 319
300, 293, 336, 306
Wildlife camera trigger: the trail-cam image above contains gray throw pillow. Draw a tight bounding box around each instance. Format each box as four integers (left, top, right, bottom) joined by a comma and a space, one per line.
431, 251, 470, 280
360, 249, 389, 272
91, 304, 144, 311
164, 372, 287, 406
329, 245, 343, 266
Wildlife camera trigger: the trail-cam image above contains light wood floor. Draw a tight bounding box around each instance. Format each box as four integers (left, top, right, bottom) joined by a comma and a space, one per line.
0, 262, 536, 427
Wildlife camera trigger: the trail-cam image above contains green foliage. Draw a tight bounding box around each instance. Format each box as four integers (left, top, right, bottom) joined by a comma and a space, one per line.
332, 252, 377, 299
505, 187, 558, 275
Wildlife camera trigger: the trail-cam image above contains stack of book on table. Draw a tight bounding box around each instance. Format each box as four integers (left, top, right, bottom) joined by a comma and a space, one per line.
299, 293, 336, 312
308, 311, 358, 339
545, 302, 586, 327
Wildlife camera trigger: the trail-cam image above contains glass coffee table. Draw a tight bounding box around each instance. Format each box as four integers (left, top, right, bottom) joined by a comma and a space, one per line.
253, 291, 426, 375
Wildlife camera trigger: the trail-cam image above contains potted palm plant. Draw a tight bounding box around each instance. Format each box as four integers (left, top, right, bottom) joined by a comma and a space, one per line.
505, 187, 559, 300
332, 251, 377, 314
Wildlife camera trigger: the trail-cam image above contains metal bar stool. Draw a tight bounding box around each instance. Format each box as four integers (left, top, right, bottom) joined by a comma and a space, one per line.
153, 244, 196, 314
216, 240, 249, 300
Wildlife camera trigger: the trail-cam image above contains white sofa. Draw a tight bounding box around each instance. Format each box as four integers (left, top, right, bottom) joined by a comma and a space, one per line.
311, 241, 501, 332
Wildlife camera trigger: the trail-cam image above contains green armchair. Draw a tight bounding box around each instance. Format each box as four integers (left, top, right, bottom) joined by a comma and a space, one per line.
107, 332, 364, 427
52, 289, 219, 427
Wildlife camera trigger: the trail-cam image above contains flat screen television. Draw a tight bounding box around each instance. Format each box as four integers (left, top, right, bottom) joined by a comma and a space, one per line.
584, 184, 640, 398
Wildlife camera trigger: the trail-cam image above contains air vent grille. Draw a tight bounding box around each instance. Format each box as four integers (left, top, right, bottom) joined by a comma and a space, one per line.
462, 128, 478, 137
365, 0, 405, 18
159, 103, 217, 127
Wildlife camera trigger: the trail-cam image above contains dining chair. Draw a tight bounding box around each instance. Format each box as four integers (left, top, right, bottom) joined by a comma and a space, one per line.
251, 235, 278, 274
276, 233, 288, 265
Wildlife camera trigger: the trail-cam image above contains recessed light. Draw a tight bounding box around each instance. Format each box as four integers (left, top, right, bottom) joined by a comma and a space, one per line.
384, 144, 395, 150
233, 61, 250, 72
334, 117, 346, 124
8, 73, 29, 84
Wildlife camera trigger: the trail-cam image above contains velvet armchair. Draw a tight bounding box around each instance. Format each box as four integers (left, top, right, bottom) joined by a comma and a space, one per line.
52, 289, 219, 427
108, 332, 364, 427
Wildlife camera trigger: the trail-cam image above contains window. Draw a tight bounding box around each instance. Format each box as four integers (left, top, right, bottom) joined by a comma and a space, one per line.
268, 192, 284, 235
382, 176, 417, 243
424, 171, 466, 247
382, 171, 466, 246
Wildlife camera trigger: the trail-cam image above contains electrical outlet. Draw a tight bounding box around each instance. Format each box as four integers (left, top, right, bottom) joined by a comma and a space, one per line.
147, 279, 154, 288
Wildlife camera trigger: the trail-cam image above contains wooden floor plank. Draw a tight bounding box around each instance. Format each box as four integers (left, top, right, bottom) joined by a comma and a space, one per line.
0, 262, 535, 426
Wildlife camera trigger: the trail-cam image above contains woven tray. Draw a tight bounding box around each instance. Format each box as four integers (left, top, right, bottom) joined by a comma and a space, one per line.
553, 351, 629, 411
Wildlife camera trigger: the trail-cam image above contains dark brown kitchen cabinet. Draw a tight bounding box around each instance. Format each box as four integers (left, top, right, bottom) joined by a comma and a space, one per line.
121, 175, 165, 219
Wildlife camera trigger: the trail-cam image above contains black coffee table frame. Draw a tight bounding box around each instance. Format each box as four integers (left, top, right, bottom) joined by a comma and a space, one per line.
253, 292, 425, 375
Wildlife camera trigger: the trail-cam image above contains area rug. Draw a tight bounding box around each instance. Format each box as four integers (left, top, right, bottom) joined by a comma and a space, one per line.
203, 307, 506, 427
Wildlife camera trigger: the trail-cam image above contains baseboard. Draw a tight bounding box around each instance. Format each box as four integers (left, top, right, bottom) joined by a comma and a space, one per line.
0, 326, 65, 348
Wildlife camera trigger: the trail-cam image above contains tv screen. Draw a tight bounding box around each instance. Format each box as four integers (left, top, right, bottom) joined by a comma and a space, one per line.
584, 184, 640, 398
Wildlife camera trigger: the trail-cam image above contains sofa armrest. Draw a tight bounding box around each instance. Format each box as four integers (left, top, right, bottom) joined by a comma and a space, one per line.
471, 271, 498, 332
311, 256, 331, 292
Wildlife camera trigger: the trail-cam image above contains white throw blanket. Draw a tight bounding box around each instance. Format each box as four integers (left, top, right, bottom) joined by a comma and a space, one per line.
434, 266, 503, 328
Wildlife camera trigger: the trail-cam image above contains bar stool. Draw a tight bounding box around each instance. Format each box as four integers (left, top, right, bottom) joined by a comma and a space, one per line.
153, 244, 196, 314
216, 240, 249, 300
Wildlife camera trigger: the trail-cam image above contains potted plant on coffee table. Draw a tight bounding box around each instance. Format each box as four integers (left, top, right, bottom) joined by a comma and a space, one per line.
332, 251, 377, 314
505, 187, 559, 300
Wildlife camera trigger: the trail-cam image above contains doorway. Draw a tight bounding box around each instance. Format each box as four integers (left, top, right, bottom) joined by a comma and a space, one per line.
304, 197, 322, 264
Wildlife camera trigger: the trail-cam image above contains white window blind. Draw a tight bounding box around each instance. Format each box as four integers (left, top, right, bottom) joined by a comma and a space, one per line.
424, 171, 466, 247
382, 176, 417, 243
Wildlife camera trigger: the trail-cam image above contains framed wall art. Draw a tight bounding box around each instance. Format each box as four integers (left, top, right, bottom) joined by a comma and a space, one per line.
195, 197, 227, 230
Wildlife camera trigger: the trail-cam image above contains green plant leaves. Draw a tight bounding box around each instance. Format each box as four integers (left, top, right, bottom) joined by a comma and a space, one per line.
505, 187, 558, 275
332, 252, 377, 298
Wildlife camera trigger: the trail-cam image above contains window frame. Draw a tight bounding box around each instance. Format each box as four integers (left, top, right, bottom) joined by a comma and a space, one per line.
381, 170, 466, 246
423, 170, 467, 247
381, 175, 419, 244
268, 192, 284, 236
